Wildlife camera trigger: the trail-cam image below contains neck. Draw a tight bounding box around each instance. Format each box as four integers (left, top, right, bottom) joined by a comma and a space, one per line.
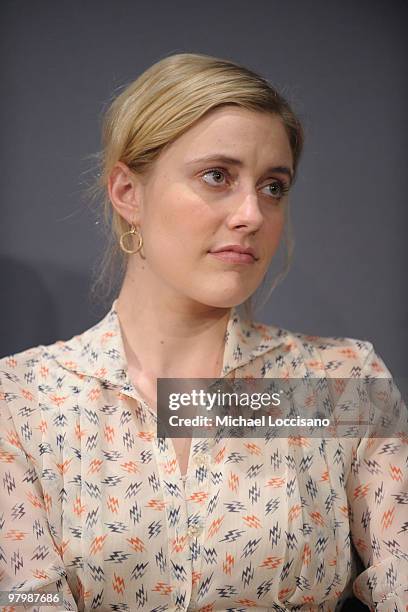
116, 270, 232, 380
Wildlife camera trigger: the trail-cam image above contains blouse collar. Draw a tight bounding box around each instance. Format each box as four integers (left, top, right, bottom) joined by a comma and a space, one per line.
49, 298, 287, 395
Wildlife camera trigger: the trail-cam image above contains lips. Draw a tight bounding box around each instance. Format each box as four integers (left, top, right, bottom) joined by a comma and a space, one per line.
210, 251, 255, 264
208, 244, 258, 265
210, 244, 258, 260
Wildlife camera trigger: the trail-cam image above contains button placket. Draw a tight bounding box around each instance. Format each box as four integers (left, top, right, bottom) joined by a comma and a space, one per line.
188, 448, 212, 539
186, 465, 213, 608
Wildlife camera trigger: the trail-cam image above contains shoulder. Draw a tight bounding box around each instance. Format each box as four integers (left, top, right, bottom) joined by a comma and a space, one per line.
0, 344, 44, 393
0, 308, 107, 391
0, 324, 92, 413
291, 329, 375, 373
0, 339, 68, 390
251, 318, 387, 378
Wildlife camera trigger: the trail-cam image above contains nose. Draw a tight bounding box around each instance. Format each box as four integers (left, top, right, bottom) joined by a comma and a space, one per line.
227, 189, 264, 234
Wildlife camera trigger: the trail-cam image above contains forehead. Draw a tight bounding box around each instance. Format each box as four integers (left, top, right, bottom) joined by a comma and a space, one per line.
161, 106, 293, 168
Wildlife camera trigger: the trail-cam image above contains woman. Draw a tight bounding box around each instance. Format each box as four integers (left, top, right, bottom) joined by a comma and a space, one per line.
0, 53, 406, 611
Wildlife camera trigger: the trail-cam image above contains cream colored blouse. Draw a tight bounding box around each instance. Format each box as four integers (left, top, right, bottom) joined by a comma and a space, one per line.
0, 299, 407, 611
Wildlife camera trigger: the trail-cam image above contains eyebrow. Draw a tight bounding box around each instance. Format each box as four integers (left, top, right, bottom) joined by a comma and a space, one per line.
186, 154, 294, 183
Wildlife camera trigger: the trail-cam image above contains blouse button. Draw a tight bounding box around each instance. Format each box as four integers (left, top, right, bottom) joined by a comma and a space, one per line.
194, 453, 210, 466
187, 524, 203, 538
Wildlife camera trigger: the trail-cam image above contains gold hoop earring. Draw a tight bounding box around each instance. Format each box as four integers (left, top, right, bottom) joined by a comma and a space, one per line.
119, 223, 144, 257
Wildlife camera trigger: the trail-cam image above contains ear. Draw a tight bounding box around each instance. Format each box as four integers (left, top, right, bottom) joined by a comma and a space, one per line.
108, 161, 143, 225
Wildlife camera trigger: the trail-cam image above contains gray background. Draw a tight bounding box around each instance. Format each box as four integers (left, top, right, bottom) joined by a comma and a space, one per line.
1, 0, 406, 380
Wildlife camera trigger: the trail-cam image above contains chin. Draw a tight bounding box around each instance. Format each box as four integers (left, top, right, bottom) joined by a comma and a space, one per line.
194, 291, 254, 310
184, 278, 259, 310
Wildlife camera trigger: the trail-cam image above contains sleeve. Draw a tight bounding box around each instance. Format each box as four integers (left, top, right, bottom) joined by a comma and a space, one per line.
0, 371, 78, 611
345, 343, 408, 611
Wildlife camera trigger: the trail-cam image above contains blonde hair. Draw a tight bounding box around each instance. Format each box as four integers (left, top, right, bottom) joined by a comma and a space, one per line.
90, 52, 304, 320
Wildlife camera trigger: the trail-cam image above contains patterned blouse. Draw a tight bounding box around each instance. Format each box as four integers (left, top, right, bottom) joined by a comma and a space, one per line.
0, 299, 407, 612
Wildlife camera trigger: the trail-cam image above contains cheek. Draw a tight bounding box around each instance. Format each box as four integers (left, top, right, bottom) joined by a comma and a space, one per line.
155, 183, 215, 226
265, 209, 286, 251
146, 186, 213, 250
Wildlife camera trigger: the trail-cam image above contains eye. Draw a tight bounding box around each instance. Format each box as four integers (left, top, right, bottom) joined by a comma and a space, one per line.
261, 179, 290, 200
200, 168, 228, 186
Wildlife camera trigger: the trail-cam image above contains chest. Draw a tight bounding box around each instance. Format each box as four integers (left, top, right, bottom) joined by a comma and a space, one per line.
170, 436, 192, 477
127, 367, 195, 477
57, 426, 351, 609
